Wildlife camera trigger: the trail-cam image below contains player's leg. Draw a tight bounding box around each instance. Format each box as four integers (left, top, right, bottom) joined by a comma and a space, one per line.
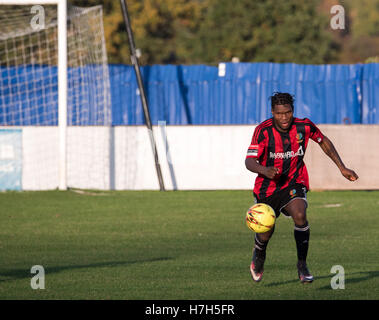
254, 226, 275, 259
250, 223, 275, 282
284, 198, 309, 262
283, 198, 313, 283
250, 194, 279, 282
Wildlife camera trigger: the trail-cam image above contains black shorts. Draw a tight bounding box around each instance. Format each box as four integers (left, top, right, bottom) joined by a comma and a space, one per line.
253, 184, 308, 218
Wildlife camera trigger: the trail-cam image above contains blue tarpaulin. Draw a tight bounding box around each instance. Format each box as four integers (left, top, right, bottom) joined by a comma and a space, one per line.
109, 63, 365, 125
362, 63, 379, 124
1, 62, 378, 125
0, 65, 109, 125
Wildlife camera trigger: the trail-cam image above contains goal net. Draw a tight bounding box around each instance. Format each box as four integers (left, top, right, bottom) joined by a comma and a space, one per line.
0, 2, 112, 190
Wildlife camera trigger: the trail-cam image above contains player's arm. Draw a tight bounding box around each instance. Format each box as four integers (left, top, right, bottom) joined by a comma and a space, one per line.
319, 135, 359, 181
245, 158, 279, 179
245, 127, 278, 180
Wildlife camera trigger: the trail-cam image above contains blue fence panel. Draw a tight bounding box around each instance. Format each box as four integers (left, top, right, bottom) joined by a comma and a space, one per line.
68, 64, 111, 125
0, 65, 109, 126
0, 65, 58, 125
1, 62, 378, 125
109, 62, 365, 125
109, 64, 219, 125
362, 63, 379, 124
211, 63, 363, 124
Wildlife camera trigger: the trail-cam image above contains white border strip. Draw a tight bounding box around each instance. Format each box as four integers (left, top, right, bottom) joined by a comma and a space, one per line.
0, 1, 59, 4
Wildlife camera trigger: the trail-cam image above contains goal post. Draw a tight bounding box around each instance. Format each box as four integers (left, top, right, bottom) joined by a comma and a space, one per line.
0, 0, 68, 190
0, 1, 112, 191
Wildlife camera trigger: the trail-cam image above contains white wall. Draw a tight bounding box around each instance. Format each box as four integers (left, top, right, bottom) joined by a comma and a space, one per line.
1, 125, 377, 191
22, 127, 59, 190
305, 125, 379, 190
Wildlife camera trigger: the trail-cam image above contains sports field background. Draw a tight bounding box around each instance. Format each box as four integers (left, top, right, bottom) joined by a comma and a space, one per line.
0, 189, 378, 300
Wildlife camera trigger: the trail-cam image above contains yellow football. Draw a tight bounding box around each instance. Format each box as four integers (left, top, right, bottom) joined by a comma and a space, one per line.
246, 203, 276, 233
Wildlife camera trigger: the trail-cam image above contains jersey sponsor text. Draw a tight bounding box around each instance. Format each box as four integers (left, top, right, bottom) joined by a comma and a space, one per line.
269, 146, 304, 159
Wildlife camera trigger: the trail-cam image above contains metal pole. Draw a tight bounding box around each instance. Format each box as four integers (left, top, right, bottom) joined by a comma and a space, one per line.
119, 0, 165, 191
58, 0, 67, 190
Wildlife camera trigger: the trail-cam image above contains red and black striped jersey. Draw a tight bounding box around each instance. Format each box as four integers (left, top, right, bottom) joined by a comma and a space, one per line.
246, 117, 324, 199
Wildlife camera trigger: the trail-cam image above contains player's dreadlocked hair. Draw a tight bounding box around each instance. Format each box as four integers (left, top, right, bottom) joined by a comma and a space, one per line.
270, 92, 295, 110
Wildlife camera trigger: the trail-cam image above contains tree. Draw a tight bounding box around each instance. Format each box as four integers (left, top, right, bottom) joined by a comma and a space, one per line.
319, 0, 379, 63
72, 0, 205, 64
342, 0, 379, 63
194, 0, 337, 64
350, 0, 379, 38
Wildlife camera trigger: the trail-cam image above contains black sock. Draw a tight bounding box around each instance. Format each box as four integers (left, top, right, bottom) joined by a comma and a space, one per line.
254, 233, 269, 260
294, 221, 310, 262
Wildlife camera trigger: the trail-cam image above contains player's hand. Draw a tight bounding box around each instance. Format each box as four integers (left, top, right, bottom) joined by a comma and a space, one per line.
340, 167, 359, 181
263, 166, 280, 179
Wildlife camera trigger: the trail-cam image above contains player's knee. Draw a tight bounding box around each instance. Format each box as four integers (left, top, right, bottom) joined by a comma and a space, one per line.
292, 212, 307, 225
259, 233, 270, 242
259, 225, 275, 241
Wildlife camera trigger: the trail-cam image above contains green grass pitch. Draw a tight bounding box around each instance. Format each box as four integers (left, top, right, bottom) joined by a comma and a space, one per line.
0, 189, 378, 300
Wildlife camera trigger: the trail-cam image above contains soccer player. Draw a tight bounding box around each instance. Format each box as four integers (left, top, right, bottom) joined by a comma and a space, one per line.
245, 92, 358, 283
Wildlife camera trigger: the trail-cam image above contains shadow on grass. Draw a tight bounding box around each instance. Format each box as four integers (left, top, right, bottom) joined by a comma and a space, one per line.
265, 270, 379, 288
0, 256, 173, 282
317, 271, 379, 290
